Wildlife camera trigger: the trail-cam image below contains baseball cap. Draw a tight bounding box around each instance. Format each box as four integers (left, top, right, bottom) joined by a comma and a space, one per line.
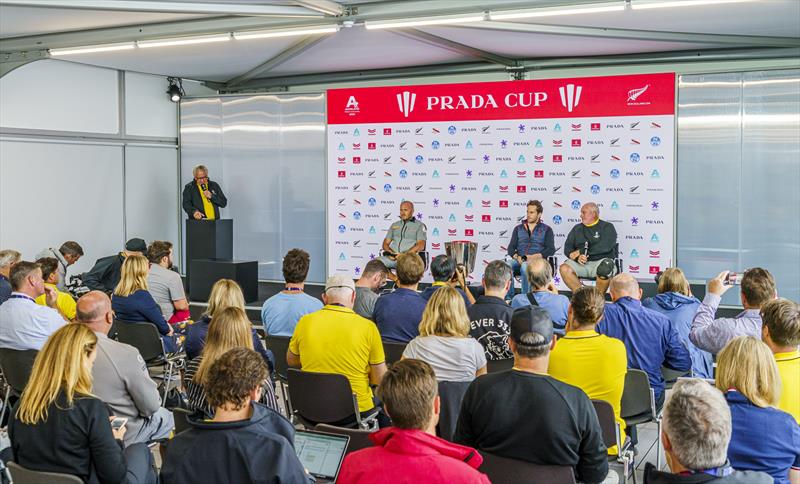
324, 274, 356, 292
510, 306, 554, 346
596, 258, 616, 280
125, 238, 147, 252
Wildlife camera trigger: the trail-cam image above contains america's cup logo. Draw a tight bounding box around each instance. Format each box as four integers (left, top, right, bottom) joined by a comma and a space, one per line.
558, 84, 582, 113
396, 91, 417, 117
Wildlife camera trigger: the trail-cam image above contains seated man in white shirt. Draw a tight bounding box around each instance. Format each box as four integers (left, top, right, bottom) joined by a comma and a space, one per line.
0, 260, 66, 350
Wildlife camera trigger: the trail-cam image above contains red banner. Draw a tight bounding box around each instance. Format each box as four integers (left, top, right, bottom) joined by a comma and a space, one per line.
328, 73, 675, 124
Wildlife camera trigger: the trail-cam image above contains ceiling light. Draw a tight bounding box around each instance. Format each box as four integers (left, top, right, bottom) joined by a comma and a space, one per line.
137, 34, 231, 49
233, 25, 340, 40
365, 13, 486, 30
632, 0, 751, 9
167, 77, 185, 103
49, 42, 135, 56
490, 3, 624, 20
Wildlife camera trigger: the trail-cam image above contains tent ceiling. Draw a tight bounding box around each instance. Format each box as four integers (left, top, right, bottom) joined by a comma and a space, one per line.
1, 0, 798, 90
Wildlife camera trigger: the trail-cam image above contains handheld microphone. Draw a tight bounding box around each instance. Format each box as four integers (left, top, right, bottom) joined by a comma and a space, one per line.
583, 241, 589, 256
201, 183, 208, 192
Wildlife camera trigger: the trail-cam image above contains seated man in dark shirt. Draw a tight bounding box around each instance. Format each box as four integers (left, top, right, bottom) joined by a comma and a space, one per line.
559, 202, 617, 294
83, 238, 147, 294
467, 260, 514, 361
420, 255, 474, 308
161, 347, 310, 483
373, 253, 427, 343
454, 306, 608, 484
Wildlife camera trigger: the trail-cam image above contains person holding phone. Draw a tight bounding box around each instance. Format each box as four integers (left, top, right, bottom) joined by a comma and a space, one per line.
182, 164, 227, 220
420, 255, 475, 307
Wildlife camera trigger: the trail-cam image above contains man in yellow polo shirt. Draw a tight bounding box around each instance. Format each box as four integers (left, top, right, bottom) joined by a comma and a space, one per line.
288, 274, 388, 426
34, 257, 76, 320
761, 298, 800, 423
549, 286, 627, 454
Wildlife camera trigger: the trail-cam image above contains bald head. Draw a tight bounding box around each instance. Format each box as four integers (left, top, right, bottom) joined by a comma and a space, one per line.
526, 257, 553, 290
609, 273, 641, 301
399, 201, 415, 221
76, 291, 113, 333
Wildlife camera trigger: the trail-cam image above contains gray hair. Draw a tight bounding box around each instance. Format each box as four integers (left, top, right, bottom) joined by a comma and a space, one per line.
662, 379, 731, 470
0, 249, 21, 269
526, 258, 552, 290
583, 202, 599, 216
483, 260, 512, 290
193, 164, 208, 177
325, 286, 354, 303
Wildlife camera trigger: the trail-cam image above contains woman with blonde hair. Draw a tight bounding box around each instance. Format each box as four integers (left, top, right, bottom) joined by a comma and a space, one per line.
716, 336, 799, 484
184, 306, 278, 418
9, 324, 156, 483
402, 286, 487, 382
184, 279, 274, 368
111, 254, 178, 352
642, 267, 713, 378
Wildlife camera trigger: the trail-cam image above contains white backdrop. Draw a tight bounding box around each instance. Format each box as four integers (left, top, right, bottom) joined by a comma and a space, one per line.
327, 73, 675, 285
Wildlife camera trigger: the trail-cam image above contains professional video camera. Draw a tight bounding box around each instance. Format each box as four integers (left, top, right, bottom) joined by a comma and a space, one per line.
65, 274, 90, 299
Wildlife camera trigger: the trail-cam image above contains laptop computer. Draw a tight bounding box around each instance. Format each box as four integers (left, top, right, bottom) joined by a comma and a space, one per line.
294, 429, 350, 483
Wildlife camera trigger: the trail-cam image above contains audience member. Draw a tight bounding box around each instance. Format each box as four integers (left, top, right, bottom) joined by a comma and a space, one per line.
403, 286, 486, 381
84, 237, 147, 293
260, 248, 323, 337
510, 258, 569, 332
419, 255, 474, 307
643, 379, 772, 484
715, 337, 799, 484
760, 298, 800, 423
185, 307, 278, 419
35, 241, 84, 291
185, 278, 273, 368
111, 255, 178, 352
162, 348, 308, 484
643, 267, 713, 378
8, 324, 157, 484
34, 257, 76, 320
0, 249, 21, 305
373, 253, 427, 343
146, 241, 189, 323
353, 259, 388, 320
76, 291, 174, 446
338, 359, 489, 484
0, 261, 66, 350
467, 260, 514, 361
454, 306, 608, 483
549, 286, 627, 454
288, 275, 388, 425
691, 268, 776, 355
597, 273, 691, 408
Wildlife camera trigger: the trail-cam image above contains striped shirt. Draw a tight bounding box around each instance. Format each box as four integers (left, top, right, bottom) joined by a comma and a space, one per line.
184, 357, 279, 419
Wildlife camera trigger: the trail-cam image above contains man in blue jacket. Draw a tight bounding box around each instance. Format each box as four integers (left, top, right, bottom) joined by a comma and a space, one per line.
505, 200, 555, 300
161, 347, 311, 483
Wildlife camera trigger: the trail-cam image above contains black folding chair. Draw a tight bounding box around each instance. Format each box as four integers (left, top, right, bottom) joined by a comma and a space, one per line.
287, 369, 378, 430
479, 451, 576, 484
0, 348, 38, 425
172, 408, 195, 435
592, 399, 634, 482
486, 358, 514, 373
112, 321, 185, 403
265, 335, 291, 382
437, 380, 470, 441
662, 366, 690, 391
382, 341, 406, 365
7, 462, 83, 484
621, 369, 661, 470
315, 423, 376, 454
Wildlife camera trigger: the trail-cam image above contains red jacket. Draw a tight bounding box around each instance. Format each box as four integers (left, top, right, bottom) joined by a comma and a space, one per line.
337, 427, 490, 484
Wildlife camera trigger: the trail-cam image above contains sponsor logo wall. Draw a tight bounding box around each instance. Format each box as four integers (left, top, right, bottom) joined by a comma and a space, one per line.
327, 73, 675, 284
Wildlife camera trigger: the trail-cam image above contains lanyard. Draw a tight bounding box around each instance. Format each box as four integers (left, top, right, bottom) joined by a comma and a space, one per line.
284, 287, 302, 292
678, 464, 734, 478
8, 294, 34, 303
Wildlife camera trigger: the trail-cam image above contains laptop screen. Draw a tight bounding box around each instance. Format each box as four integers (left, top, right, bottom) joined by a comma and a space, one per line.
294, 430, 350, 480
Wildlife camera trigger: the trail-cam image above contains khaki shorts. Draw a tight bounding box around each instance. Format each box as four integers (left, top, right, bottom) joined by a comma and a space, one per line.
563, 258, 612, 279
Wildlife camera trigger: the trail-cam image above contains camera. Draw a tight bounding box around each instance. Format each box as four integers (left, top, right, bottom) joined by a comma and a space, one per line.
724, 272, 742, 286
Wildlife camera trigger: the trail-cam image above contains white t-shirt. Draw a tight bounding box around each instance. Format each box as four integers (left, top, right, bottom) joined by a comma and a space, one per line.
402, 335, 487, 382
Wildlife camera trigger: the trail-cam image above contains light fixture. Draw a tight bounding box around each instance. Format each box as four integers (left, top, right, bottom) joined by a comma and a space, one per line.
49, 42, 135, 56
365, 13, 486, 30
631, 0, 751, 9
167, 77, 185, 103
490, 3, 624, 20
138, 33, 231, 49
233, 25, 340, 40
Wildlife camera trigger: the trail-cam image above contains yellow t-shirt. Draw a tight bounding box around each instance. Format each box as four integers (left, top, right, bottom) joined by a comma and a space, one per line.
197, 182, 215, 220
34, 283, 76, 320
775, 350, 799, 424
289, 305, 385, 412
549, 329, 628, 454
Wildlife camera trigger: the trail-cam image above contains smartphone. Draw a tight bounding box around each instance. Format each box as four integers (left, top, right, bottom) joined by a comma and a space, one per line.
110, 417, 127, 431
724, 272, 741, 286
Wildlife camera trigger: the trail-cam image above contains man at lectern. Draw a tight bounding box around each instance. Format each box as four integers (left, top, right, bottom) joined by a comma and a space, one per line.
379, 200, 426, 270
182, 164, 227, 220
